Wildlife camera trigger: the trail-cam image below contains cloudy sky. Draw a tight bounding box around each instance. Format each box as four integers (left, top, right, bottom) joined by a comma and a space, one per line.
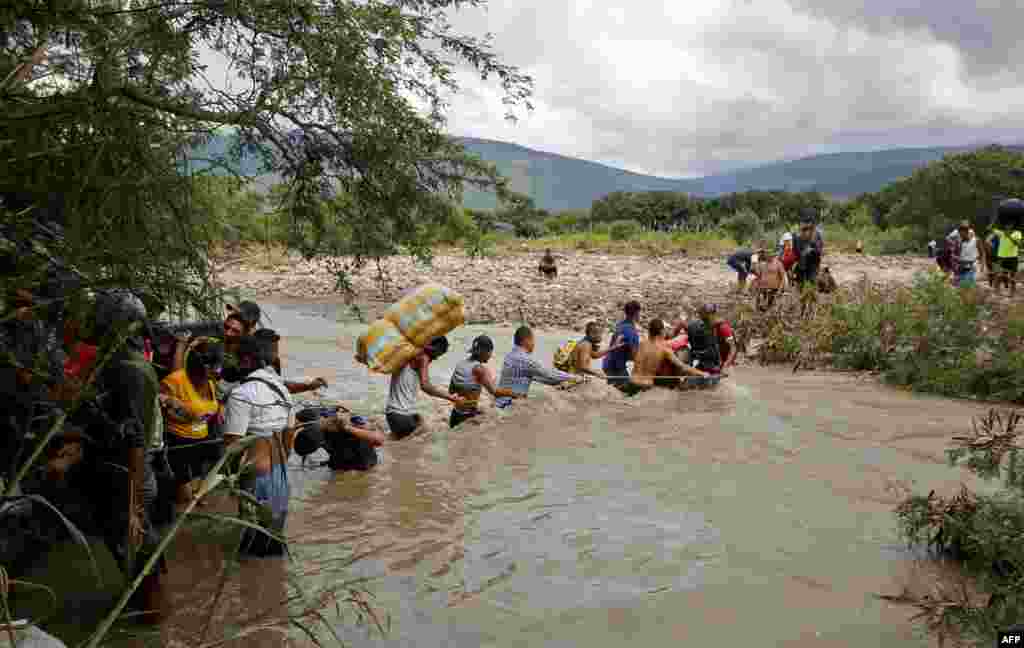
438, 0, 1024, 178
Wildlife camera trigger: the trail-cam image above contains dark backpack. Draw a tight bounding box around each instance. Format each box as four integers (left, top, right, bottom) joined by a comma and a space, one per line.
686, 319, 721, 369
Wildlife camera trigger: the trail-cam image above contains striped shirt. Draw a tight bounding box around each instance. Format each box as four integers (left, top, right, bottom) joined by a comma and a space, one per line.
495, 346, 573, 408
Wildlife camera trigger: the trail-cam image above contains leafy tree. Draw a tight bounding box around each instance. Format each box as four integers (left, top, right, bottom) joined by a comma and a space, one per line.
1, 0, 533, 298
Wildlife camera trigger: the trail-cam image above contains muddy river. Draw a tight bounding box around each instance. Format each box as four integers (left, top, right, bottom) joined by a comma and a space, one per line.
28, 302, 999, 647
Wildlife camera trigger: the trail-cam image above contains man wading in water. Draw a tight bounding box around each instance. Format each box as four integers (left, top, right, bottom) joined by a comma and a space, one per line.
624, 319, 707, 395
604, 301, 642, 391
223, 334, 295, 557
496, 326, 577, 408
448, 335, 523, 428
562, 322, 623, 377
385, 336, 463, 439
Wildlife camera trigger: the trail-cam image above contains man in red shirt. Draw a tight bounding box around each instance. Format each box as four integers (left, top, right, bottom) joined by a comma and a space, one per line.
679, 304, 737, 376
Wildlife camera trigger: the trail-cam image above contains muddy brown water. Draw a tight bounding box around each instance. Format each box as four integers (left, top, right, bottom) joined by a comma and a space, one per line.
29, 302, 1002, 647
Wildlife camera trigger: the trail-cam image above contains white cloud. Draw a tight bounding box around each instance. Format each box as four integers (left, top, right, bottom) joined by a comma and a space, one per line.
439, 0, 1024, 177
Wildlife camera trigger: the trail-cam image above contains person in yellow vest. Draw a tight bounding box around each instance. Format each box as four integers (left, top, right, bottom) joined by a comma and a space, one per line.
160, 340, 224, 509
987, 199, 1024, 296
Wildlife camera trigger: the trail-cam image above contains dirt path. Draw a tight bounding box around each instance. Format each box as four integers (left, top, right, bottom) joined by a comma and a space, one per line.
218, 250, 936, 329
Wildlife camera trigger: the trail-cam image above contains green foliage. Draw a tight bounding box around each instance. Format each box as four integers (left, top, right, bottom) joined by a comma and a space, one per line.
720, 208, 763, 246
893, 410, 1024, 647
609, 220, 642, 241
881, 146, 1024, 244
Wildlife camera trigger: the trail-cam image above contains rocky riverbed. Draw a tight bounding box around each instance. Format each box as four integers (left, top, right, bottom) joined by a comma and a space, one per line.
216, 250, 937, 330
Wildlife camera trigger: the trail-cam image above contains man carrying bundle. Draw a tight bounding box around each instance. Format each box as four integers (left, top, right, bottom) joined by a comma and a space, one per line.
385, 336, 464, 439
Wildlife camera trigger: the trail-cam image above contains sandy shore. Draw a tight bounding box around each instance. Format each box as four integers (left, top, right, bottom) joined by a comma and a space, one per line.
216, 250, 937, 330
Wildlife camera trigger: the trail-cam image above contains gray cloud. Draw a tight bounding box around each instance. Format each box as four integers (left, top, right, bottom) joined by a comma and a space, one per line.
441, 0, 1024, 177
782, 0, 1024, 84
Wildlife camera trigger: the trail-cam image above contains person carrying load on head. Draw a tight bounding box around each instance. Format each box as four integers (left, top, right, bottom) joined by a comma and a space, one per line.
222, 334, 295, 557
496, 327, 578, 408
448, 335, 524, 428
726, 248, 761, 294
554, 322, 625, 377
988, 199, 1024, 296
385, 336, 464, 439
945, 220, 980, 289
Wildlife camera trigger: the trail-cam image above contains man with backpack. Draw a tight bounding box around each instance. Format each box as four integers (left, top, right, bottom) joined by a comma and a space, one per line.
987, 199, 1024, 296
553, 322, 624, 377
222, 333, 295, 557
678, 304, 737, 376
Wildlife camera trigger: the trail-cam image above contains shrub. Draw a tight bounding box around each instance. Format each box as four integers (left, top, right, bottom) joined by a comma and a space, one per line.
609, 219, 642, 241
720, 208, 763, 245
893, 410, 1024, 647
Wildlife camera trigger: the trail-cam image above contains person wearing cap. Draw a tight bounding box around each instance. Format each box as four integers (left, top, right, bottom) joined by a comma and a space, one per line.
987, 199, 1024, 296
159, 339, 224, 509
448, 335, 524, 428
603, 301, 643, 390
222, 333, 295, 556
726, 247, 762, 294
385, 336, 463, 439
945, 220, 980, 289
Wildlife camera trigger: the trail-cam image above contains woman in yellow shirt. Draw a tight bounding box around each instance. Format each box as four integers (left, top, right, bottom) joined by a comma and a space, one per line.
160, 340, 224, 508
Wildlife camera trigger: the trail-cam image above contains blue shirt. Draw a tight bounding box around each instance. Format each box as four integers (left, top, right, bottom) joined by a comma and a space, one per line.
495, 346, 573, 408
603, 320, 639, 375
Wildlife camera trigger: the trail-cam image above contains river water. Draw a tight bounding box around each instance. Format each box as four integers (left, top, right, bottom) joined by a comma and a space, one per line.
39, 301, 999, 647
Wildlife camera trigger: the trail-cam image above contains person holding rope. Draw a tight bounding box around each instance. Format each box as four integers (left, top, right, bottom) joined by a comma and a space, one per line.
621, 319, 707, 395
159, 339, 224, 511
222, 334, 295, 557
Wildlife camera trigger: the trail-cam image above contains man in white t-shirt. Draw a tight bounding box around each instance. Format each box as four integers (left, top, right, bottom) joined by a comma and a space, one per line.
945, 221, 979, 289
223, 334, 294, 556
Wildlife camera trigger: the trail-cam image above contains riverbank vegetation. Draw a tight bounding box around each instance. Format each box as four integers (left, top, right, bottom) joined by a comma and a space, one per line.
728, 272, 1024, 647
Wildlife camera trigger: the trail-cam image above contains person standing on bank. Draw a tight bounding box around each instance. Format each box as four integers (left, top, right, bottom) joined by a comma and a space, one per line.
222, 334, 295, 557
385, 336, 464, 439
603, 301, 642, 390
946, 221, 980, 289
988, 199, 1024, 297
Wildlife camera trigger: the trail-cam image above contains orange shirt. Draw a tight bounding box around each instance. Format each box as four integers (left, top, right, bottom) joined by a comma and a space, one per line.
161, 369, 219, 440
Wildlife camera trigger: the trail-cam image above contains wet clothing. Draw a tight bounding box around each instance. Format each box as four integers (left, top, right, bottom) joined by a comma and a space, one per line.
602, 320, 640, 377
386, 364, 420, 417
496, 346, 573, 408
161, 369, 219, 440
324, 428, 379, 471
239, 458, 289, 556
386, 412, 422, 439
449, 359, 484, 428
224, 369, 293, 557
686, 319, 734, 374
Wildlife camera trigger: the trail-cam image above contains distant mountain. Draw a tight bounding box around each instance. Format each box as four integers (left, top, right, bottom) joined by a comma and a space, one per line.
188, 133, 1020, 211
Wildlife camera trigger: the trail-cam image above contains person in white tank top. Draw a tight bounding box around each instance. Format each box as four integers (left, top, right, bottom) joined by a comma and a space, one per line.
385, 336, 464, 439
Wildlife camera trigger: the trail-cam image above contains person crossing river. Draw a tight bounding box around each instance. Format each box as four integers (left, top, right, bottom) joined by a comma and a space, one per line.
448, 335, 523, 428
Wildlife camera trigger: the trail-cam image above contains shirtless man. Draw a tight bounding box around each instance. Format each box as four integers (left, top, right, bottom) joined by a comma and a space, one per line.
626, 319, 707, 394
752, 247, 788, 311
568, 322, 623, 377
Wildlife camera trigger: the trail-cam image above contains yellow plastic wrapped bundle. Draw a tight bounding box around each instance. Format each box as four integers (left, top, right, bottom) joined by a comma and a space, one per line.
356, 284, 465, 374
